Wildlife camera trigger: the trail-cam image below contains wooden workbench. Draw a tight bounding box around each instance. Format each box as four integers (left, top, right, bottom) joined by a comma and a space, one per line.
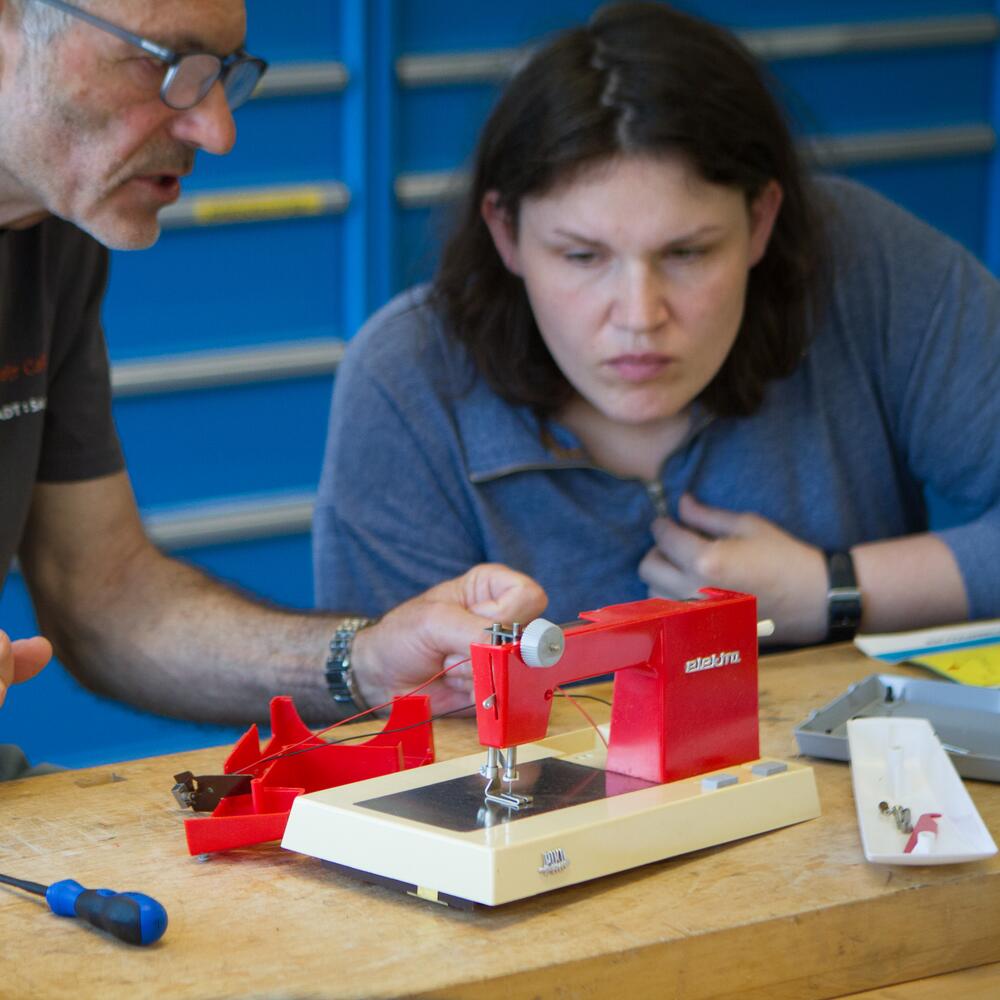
1, 644, 998, 999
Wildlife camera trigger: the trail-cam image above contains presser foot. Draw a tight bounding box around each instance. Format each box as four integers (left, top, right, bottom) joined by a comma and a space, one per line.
484, 784, 534, 810
481, 747, 533, 811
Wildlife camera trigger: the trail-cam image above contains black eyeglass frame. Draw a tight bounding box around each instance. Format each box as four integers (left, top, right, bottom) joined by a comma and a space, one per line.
31, 0, 268, 111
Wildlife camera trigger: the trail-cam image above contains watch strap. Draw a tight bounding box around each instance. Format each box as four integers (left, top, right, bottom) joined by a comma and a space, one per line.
325, 617, 376, 712
826, 551, 862, 642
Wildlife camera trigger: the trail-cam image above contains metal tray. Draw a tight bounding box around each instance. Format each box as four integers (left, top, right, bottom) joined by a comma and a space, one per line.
794, 673, 1000, 782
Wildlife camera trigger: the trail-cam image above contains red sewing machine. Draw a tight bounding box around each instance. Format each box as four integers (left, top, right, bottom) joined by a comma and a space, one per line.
282, 592, 820, 907
472, 590, 759, 790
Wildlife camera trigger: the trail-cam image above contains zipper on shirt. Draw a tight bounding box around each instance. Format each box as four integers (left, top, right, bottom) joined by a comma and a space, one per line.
643, 408, 715, 519
645, 479, 669, 518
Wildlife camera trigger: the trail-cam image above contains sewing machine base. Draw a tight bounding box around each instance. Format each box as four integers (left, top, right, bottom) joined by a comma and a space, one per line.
282, 727, 821, 907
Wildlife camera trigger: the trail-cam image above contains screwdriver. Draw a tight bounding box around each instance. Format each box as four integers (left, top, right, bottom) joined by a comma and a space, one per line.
0, 873, 168, 945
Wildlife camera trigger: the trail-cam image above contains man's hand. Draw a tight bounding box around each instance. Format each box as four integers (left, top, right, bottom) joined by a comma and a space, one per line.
638, 493, 828, 645
0, 631, 52, 709
351, 565, 548, 714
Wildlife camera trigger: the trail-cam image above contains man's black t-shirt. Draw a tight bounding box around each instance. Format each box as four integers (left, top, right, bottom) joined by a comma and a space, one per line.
0, 217, 124, 592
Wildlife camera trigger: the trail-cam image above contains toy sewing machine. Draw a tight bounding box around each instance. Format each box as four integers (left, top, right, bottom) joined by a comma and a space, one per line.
282, 590, 820, 907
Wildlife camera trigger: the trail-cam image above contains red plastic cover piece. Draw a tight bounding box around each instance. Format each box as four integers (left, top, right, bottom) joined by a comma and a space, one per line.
181, 695, 434, 855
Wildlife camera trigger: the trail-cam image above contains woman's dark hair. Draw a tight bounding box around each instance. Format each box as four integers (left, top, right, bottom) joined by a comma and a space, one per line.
431, 1, 824, 418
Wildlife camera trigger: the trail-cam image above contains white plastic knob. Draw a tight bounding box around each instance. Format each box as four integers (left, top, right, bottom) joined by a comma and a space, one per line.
519, 618, 565, 668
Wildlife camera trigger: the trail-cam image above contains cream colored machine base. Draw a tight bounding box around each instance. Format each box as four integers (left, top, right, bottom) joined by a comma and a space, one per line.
282, 728, 821, 907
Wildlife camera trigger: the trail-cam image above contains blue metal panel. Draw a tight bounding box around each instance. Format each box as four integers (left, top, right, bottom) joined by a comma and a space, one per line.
338, 0, 400, 330
180, 534, 315, 608
397, 1, 994, 50
398, 0, 608, 51
398, 85, 502, 174
986, 0, 1000, 273
182, 95, 345, 191
837, 157, 991, 256
104, 217, 344, 360
396, 206, 447, 290
244, 0, 342, 59
680, 0, 993, 30
772, 48, 993, 135
117, 376, 333, 509
366, 1, 402, 311
339, 0, 373, 335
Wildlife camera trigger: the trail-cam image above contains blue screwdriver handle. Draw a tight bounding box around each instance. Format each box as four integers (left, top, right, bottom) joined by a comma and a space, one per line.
45, 879, 168, 945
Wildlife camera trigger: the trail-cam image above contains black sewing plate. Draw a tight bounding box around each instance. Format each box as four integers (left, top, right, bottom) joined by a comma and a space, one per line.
357, 756, 656, 833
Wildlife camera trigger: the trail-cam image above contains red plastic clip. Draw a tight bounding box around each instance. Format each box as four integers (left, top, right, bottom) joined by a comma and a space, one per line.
903, 812, 943, 854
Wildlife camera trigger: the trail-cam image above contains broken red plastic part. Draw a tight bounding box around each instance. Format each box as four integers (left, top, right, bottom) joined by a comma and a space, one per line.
903, 812, 943, 854
181, 695, 434, 855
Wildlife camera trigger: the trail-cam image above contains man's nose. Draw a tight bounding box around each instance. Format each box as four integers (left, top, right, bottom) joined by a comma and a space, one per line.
613, 262, 668, 333
169, 80, 237, 155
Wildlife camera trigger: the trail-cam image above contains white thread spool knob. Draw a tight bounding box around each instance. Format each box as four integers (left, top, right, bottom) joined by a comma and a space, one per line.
519, 618, 565, 668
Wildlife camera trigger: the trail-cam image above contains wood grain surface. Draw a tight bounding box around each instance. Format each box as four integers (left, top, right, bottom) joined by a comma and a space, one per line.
1, 643, 998, 1000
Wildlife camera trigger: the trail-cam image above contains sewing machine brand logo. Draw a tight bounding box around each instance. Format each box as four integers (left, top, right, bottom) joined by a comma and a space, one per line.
684, 650, 741, 674
538, 848, 569, 875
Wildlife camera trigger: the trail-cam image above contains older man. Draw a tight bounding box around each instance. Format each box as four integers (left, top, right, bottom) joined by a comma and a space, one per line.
0, 0, 545, 766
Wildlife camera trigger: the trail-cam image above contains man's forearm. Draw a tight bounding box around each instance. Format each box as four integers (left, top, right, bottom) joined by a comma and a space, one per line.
35, 544, 345, 725
18, 475, 343, 724
19, 416, 547, 732
34, 546, 552, 727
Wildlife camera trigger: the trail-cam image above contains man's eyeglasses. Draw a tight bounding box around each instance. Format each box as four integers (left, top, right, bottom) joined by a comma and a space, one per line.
32, 0, 267, 111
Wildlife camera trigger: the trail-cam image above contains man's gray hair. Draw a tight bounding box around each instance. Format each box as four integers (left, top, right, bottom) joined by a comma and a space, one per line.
10, 0, 81, 44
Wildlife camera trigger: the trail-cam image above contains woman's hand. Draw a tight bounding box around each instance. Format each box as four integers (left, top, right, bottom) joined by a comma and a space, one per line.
639, 493, 828, 645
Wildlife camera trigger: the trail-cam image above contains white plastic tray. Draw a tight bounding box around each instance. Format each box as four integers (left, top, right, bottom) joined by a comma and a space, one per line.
847, 717, 997, 865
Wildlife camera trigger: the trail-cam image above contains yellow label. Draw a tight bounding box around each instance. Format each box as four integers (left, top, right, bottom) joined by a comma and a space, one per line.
406, 886, 446, 906
910, 645, 1000, 687
191, 187, 327, 224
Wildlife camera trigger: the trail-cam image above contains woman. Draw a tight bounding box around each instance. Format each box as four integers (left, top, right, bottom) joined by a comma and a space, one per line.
314, 2, 999, 646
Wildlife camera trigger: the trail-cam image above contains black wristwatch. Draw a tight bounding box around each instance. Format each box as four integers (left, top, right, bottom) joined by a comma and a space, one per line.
325, 617, 377, 712
826, 551, 863, 642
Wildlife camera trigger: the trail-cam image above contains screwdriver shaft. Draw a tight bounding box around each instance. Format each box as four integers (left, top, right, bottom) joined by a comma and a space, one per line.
0, 872, 46, 895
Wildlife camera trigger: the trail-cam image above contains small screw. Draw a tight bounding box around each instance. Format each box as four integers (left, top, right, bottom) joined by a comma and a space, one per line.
878, 800, 913, 833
